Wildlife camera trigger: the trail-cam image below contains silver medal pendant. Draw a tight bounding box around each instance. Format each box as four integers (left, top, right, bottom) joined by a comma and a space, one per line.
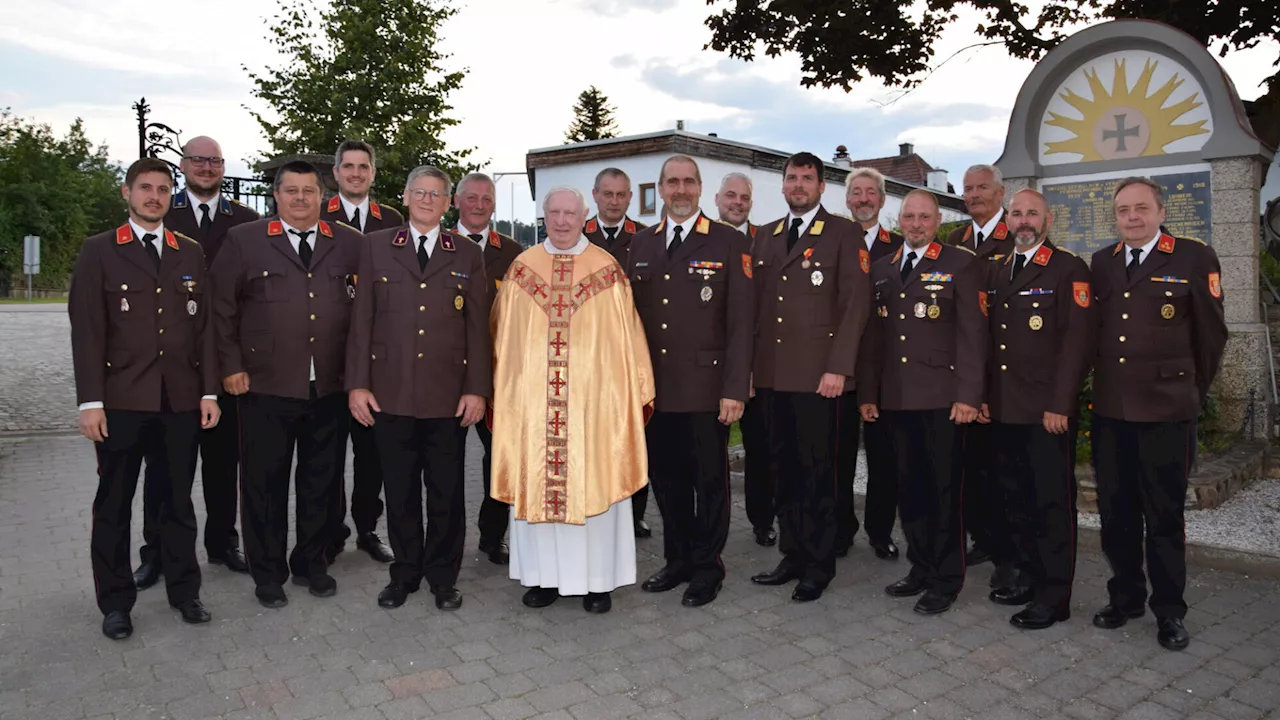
913, 302, 927, 318
811, 270, 823, 287
700, 285, 713, 303
187, 299, 197, 316
120, 298, 130, 312
347, 285, 356, 300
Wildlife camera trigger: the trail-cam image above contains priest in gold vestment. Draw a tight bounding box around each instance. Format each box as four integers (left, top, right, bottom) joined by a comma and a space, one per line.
489, 186, 655, 614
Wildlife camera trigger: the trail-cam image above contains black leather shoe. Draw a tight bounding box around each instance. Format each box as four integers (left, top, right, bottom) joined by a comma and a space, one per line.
478, 538, 510, 565
642, 566, 690, 593
102, 610, 133, 640
751, 563, 801, 586
377, 583, 413, 608
966, 546, 992, 567
791, 581, 824, 603
1157, 617, 1190, 650
255, 583, 288, 609
914, 590, 956, 615
522, 587, 560, 608
682, 582, 721, 607
871, 540, 899, 560
753, 526, 777, 547
1093, 604, 1145, 629
209, 548, 250, 574
1011, 603, 1069, 629
584, 592, 612, 613
990, 563, 1021, 589
433, 587, 463, 610
133, 560, 160, 590
170, 598, 212, 624
885, 575, 927, 598
989, 585, 1034, 606
292, 573, 337, 598
356, 532, 394, 564
634, 520, 651, 538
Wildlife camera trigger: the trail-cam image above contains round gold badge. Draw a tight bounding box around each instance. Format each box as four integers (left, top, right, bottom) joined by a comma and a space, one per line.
927, 304, 941, 320
1029, 315, 1043, 331
1160, 303, 1175, 319
454, 295, 464, 311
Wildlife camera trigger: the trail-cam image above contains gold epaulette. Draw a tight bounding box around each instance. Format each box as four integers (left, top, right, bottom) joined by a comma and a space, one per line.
230, 198, 249, 207
173, 231, 198, 246
955, 245, 976, 255
1189, 237, 1207, 245
1058, 248, 1077, 257
335, 221, 359, 232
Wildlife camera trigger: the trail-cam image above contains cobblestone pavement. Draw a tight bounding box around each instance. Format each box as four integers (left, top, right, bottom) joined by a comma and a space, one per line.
0, 306, 75, 434
2, 432, 1280, 720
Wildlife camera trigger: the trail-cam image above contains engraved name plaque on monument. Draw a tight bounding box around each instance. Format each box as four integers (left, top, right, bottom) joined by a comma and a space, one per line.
1043, 168, 1212, 254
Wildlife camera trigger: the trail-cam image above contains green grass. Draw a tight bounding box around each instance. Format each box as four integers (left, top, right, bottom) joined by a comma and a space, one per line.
729, 421, 742, 447
0, 297, 67, 304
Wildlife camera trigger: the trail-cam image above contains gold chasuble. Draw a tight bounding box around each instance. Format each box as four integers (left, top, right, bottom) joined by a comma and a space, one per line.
490, 241, 655, 525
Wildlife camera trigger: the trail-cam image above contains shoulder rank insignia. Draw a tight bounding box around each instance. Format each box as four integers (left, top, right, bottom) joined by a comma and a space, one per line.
742, 253, 753, 279
809, 220, 825, 236
369, 201, 383, 220
392, 228, 409, 246
585, 218, 599, 234
267, 220, 284, 236
924, 242, 942, 260
326, 196, 341, 214
962, 225, 972, 245
1158, 234, 1176, 253
653, 218, 666, 234
171, 192, 188, 209
695, 216, 711, 235
115, 225, 133, 245
878, 227, 891, 243
1113, 243, 1124, 256
440, 232, 456, 251
978, 291, 989, 316
1073, 281, 1091, 308
1032, 244, 1053, 266
992, 222, 1009, 240
488, 230, 502, 248
891, 246, 903, 264
859, 248, 870, 274
623, 219, 637, 234
218, 195, 233, 215
163, 229, 179, 250
1209, 272, 1222, 298
748, 224, 758, 238
318, 221, 334, 238
773, 220, 785, 236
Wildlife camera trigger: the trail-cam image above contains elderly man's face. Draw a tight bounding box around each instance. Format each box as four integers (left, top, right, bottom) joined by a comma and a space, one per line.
403, 175, 449, 230
592, 175, 631, 226
454, 178, 496, 234
1114, 182, 1166, 245
899, 194, 941, 249
846, 176, 885, 226
962, 169, 1004, 222
545, 191, 585, 246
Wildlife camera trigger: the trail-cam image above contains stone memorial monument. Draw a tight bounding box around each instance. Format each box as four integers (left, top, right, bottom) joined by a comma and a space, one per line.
996, 19, 1275, 437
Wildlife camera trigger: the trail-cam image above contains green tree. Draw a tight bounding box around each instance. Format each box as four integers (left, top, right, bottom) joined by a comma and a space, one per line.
0, 111, 124, 293
245, 0, 476, 208
564, 86, 620, 144
703, 0, 1279, 162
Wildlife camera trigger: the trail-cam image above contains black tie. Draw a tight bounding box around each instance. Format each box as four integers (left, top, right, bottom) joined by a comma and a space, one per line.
975, 230, 985, 248
900, 250, 917, 283
142, 233, 160, 270
786, 218, 803, 253
1126, 247, 1142, 279
668, 225, 684, 258
351, 207, 361, 231
603, 227, 618, 245
198, 203, 212, 233
1011, 253, 1027, 280
468, 233, 484, 245
418, 235, 430, 271
291, 229, 314, 268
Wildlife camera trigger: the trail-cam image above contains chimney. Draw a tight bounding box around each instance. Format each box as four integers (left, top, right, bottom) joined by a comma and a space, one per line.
899, 142, 914, 157
926, 169, 949, 192
676, 120, 685, 131
833, 144, 851, 168
708, 132, 718, 137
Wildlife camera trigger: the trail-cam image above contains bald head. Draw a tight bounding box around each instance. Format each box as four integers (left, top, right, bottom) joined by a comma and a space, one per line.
180, 135, 225, 198
899, 190, 941, 249
1007, 188, 1053, 248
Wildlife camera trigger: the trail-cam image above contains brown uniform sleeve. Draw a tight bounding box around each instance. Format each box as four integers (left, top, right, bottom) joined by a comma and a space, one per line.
196, 261, 219, 396
854, 290, 883, 402
209, 230, 246, 379
953, 252, 988, 408
462, 249, 493, 400
345, 237, 376, 392
1191, 245, 1228, 404
825, 228, 872, 380
722, 232, 754, 403
68, 238, 106, 406
1050, 257, 1095, 417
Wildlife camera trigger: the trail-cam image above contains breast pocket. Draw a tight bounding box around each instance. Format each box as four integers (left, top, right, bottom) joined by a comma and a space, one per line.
1009, 293, 1055, 330
631, 272, 653, 307
246, 268, 287, 302
373, 269, 402, 310
689, 268, 726, 307
1148, 282, 1190, 325
331, 267, 357, 304
438, 277, 470, 319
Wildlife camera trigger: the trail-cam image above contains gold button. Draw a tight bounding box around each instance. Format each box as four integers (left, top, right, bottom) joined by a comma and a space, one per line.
121, 284, 128, 290
418, 353, 424, 359
663, 274, 670, 280
776, 338, 782, 344
155, 287, 160, 294
1001, 364, 1007, 371
1003, 303, 1009, 309
1001, 324, 1007, 330
309, 314, 316, 320
1119, 336, 1126, 342
781, 275, 788, 281
1123, 291, 1131, 298
660, 348, 667, 355
1119, 357, 1126, 364
309, 337, 315, 343
1122, 313, 1129, 320
157, 308, 163, 314
159, 329, 165, 335
419, 306, 426, 312
463, 359, 468, 365
159, 350, 164, 357
309, 292, 315, 298
778, 296, 783, 302
999, 344, 1005, 350
899, 314, 905, 320
661, 323, 667, 330
371, 354, 377, 360
662, 298, 669, 305
901, 357, 908, 363
777, 317, 783, 323
899, 335, 906, 341
307, 273, 313, 279
105, 362, 111, 368
1031, 302, 1039, 309
713, 360, 719, 366
1165, 291, 1172, 297
418, 329, 425, 336
899, 293, 906, 299
263, 271, 268, 277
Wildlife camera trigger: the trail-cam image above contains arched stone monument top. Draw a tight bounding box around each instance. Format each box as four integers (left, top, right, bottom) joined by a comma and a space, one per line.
996, 19, 1272, 179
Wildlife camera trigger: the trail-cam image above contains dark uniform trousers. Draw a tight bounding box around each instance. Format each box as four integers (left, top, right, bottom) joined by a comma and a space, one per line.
771, 390, 840, 588
93, 408, 202, 613
740, 393, 776, 532
835, 390, 898, 547
332, 421, 383, 546
376, 414, 468, 592
993, 421, 1078, 609
239, 387, 348, 586
962, 423, 1013, 565
473, 422, 507, 543
646, 412, 731, 585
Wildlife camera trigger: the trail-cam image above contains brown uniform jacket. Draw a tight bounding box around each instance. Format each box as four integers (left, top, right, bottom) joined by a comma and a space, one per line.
69, 225, 218, 412
628, 213, 755, 412
345, 225, 492, 419
320, 195, 404, 235
752, 207, 872, 393
946, 214, 1015, 289
210, 218, 364, 400
987, 241, 1095, 423
456, 226, 523, 308
857, 241, 987, 411
585, 216, 645, 268
166, 191, 260, 268
1090, 233, 1227, 422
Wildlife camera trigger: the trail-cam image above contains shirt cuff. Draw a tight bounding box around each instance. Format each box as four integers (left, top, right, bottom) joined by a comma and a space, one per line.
201, 395, 217, 401
78, 402, 104, 411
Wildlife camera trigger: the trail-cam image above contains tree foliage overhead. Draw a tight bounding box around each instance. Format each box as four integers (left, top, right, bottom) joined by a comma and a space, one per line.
246, 0, 476, 207
565, 86, 620, 144
703, 0, 1279, 152
0, 111, 124, 291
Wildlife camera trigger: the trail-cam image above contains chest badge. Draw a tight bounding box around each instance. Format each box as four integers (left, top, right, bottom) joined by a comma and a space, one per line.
182, 276, 197, 315
1029, 315, 1043, 331
810, 270, 823, 287
913, 302, 927, 319
187, 299, 197, 315
700, 285, 713, 303
120, 297, 130, 312
1161, 303, 1175, 320
927, 304, 941, 320
455, 295, 465, 311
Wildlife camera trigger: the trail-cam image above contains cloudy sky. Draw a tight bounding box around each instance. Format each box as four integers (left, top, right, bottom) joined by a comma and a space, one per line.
3, 0, 1277, 225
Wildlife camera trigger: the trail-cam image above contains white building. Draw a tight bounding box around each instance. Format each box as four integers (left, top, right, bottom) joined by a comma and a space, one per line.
525, 129, 970, 230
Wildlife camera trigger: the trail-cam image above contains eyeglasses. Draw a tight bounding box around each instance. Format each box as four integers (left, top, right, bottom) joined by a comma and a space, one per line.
409, 189, 444, 202
184, 156, 225, 168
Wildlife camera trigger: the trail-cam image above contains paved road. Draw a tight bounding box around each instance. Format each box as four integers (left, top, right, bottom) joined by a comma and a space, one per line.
0, 305, 75, 434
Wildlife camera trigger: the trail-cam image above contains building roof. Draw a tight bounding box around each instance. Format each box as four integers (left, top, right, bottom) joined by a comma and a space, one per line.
850, 145, 936, 187
525, 130, 966, 212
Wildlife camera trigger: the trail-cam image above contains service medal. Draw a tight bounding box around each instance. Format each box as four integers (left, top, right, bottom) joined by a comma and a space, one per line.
454, 295, 465, 311
120, 297, 130, 312
700, 285, 713, 303
801, 260, 811, 269
927, 304, 941, 320
347, 285, 356, 300
187, 299, 197, 316
811, 270, 823, 287
1161, 303, 1175, 319
1029, 315, 1043, 331
913, 302, 927, 318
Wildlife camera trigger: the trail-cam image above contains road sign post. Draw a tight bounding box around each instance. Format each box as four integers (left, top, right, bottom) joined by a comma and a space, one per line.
23, 235, 40, 301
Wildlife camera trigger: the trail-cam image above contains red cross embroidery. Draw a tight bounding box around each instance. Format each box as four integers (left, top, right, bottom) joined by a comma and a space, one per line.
550, 295, 570, 317
548, 449, 566, 476
575, 282, 592, 299
548, 411, 566, 436
513, 266, 526, 280
547, 490, 566, 515
532, 281, 548, 299
549, 331, 567, 356
554, 262, 573, 282
549, 371, 567, 396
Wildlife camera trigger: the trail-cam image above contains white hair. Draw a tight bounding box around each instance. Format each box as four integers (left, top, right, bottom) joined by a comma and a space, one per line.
845, 167, 886, 195
719, 172, 753, 194
456, 172, 494, 197
964, 163, 1004, 185
542, 185, 588, 215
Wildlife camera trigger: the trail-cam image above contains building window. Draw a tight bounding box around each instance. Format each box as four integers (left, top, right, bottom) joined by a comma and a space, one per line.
639, 183, 657, 216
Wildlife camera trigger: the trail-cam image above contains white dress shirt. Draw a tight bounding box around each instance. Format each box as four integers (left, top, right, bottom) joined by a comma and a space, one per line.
187, 189, 221, 228
456, 224, 489, 244
340, 195, 371, 231
786, 205, 822, 237
665, 212, 699, 249
410, 223, 440, 258
971, 208, 1006, 244
863, 223, 882, 252
1123, 232, 1161, 267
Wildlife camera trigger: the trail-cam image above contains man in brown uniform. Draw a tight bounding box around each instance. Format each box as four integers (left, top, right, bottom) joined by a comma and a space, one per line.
347, 165, 490, 612
583, 166, 651, 537
839, 167, 905, 561
749, 152, 871, 602
1090, 177, 1227, 651
453, 171, 523, 565
715, 172, 775, 547
630, 156, 754, 607
321, 140, 401, 565
211, 161, 364, 608
986, 189, 1093, 629
133, 136, 258, 588
859, 189, 986, 615
70, 158, 220, 638
946, 164, 1016, 586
